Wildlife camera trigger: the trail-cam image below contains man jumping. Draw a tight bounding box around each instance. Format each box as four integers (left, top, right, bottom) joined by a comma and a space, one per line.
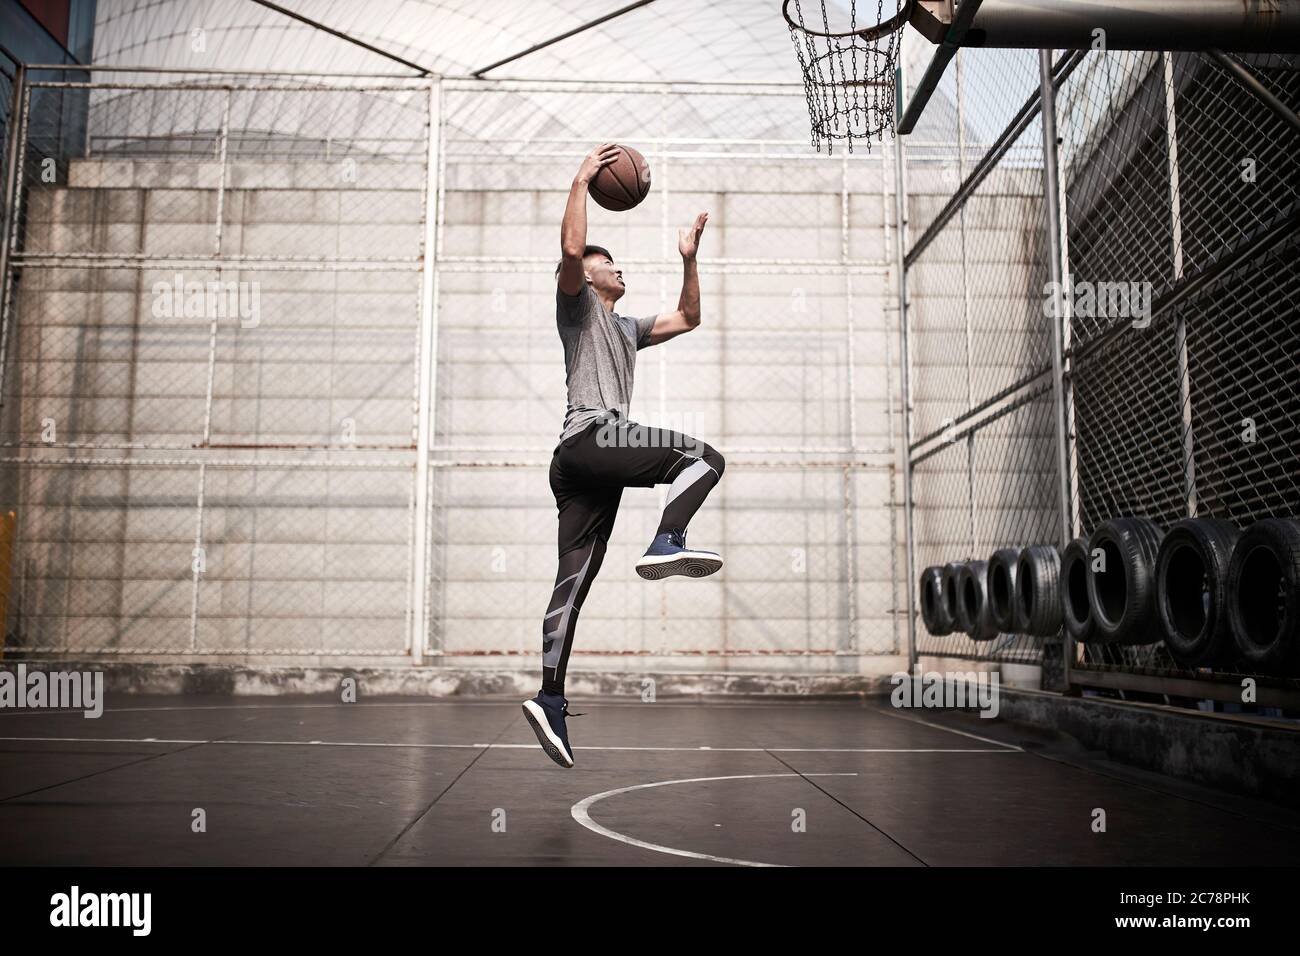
522, 143, 726, 769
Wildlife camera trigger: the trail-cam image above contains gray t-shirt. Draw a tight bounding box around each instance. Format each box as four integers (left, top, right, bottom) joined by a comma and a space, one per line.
556, 283, 656, 440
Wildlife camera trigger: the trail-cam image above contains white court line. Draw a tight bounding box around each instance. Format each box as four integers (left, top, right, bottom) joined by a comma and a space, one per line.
0, 735, 1017, 753
880, 706, 1023, 751
572, 773, 860, 867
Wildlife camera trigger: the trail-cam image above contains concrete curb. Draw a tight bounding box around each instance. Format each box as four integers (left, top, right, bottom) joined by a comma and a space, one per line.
994, 686, 1300, 809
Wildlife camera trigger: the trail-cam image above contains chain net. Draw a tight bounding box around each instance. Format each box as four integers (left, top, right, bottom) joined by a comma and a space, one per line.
786, 0, 905, 153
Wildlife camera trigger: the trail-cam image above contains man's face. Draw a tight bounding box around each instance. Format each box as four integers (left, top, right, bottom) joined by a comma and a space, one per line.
584, 253, 624, 302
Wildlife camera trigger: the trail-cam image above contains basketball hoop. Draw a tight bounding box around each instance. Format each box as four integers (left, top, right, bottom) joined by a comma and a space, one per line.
784, 0, 912, 154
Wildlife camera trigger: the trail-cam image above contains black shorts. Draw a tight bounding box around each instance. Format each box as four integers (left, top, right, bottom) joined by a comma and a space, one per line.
549, 415, 710, 557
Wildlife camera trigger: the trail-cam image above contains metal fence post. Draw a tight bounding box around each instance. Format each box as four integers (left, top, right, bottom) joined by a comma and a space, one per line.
893, 82, 918, 676
212, 89, 231, 256
410, 77, 442, 665
842, 148, 859, 661
0, 62, 28, 401
1163, 52, 1198, 519
954, 53, 980, 561
882, 147, 900, 658
1038, 50, 1074, 690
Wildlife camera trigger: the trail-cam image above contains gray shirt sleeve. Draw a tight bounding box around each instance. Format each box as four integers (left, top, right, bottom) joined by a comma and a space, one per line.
556, 283, 591, 326
633, 313, 657, 350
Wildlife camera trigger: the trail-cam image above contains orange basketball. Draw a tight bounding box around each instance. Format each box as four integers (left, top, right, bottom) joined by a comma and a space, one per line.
589, 144, 652, 211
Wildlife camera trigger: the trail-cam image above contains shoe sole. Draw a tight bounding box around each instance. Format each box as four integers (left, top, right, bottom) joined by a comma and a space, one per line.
521, 699, 574, 768
635, 551, 723, 580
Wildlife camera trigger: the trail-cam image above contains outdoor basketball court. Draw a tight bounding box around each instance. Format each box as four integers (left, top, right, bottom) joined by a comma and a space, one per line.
0, 0, 1298, 931
3, 694, 1297, 867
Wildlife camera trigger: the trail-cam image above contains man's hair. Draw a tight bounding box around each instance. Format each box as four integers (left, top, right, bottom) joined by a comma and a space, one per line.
555, 244, 613, 278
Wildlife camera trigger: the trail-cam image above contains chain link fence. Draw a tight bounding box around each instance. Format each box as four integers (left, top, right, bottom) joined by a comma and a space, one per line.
904, 44, 1300, 695
905, 47, 1058, 666
0, 68, 902, 670
430, 79, 901, 668
1, 71, 430, 659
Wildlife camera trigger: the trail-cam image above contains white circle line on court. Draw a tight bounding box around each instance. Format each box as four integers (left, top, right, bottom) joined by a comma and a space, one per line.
571, 772, 859, 867
0, 735, 1021, 753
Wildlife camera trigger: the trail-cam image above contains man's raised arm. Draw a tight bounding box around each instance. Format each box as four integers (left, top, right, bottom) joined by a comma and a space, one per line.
558, 143, 621, 296
644, 212, 709, 346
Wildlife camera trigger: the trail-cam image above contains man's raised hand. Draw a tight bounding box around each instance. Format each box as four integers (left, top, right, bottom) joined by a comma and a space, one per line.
679, 212, 708, 260
577, 143, 622, 185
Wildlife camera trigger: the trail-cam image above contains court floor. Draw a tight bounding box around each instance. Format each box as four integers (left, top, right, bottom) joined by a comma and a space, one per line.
1, 694, 1297, 867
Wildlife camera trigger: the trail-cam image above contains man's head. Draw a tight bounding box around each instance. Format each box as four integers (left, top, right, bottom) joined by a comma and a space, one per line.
556, 244, 625, 302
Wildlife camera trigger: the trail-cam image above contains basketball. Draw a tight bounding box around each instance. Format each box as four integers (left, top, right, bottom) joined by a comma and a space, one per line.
589, 144, 652, 211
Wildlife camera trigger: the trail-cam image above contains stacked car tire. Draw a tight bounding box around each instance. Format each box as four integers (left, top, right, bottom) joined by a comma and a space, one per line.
918, 516, 1300, 675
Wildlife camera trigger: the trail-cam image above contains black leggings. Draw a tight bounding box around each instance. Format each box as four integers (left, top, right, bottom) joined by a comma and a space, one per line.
541, 417, 725, 694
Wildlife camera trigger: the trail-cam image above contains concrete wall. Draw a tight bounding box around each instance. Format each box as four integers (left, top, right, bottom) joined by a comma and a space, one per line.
3, 137, 906, 673
7, 158, 424, 658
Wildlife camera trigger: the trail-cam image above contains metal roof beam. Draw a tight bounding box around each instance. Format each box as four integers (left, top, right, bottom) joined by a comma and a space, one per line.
472, 0, 657, 78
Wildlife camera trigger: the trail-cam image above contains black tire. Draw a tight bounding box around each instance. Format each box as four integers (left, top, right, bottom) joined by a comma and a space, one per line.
1017, 544, 1064, 636
1155, 518, 1241, 668
940, 562, 965, 636
1086, 517, 1165, 645
1061, 537, 1094, 642
986, 548, 1021, 634
1227, 518, 1300, 673
956, 560, 999, 641
919, 565, 953, 636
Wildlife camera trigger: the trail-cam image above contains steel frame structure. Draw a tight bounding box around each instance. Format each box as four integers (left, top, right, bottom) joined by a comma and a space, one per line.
899, 43, 1300, 706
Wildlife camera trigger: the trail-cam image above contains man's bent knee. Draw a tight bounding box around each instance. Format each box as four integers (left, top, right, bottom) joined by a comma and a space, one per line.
703, 444, 725, 479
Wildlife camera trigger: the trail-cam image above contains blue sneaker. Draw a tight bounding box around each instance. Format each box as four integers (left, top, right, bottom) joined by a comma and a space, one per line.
635, 529, 723, 580
522, 691, 584, 768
